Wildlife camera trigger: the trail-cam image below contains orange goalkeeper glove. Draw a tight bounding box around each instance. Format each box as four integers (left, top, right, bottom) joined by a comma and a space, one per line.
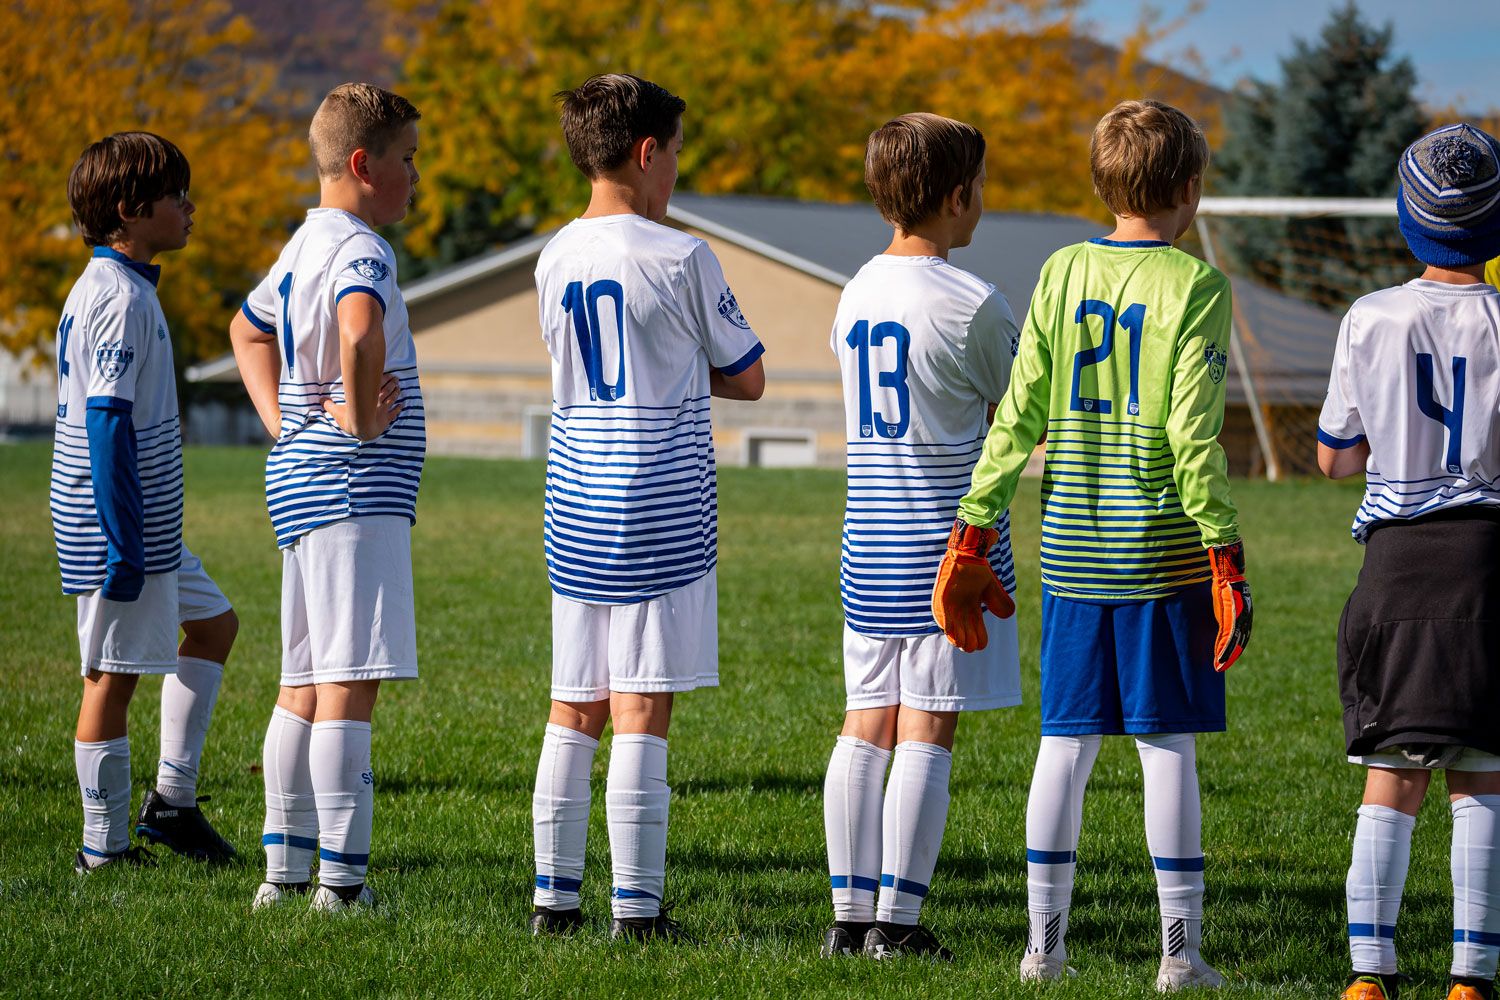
1208, 540, 1252, 671
932, 518, 1016, 653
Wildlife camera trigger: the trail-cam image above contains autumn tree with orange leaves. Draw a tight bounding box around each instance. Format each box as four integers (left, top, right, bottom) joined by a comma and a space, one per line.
0, 0, 306, 365
390, 0, 1216, 270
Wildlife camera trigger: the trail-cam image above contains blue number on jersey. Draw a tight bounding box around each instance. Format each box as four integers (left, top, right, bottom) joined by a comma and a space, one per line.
845, 319, 911, 438
563, 279, 627, 401
1071, 300, 1146, 415
56, 314, 73, 418
1415, 353, 1467, 475
277, 272, 295, 377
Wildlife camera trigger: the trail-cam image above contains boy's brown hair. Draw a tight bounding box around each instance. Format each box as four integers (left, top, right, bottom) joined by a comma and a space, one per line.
309, 82, 421, 180
865, 113, 986, 233
67, 132, 191, 248
556, 74, 686, 179
1090, 99, 1209, 218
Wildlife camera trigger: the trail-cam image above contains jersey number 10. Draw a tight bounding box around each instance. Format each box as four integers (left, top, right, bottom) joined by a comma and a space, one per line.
845, 320, 910, 438
1071, 300, 1146, 416
563, 280, 627, 401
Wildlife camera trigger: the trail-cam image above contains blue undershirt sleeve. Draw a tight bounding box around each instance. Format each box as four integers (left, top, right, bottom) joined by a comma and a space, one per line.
85, 397, 144, 602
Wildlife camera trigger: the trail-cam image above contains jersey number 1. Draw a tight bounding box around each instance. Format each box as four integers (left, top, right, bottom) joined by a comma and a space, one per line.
563, 280, 627, 401
845, 320, 910, 438
1415, 353, 1466, 474
1071, 300, 1145, 415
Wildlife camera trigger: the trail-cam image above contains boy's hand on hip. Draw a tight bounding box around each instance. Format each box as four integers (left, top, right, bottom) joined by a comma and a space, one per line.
321, 373, 403, 440
1208, 540, 1252, 671
932, 518, 1015, 653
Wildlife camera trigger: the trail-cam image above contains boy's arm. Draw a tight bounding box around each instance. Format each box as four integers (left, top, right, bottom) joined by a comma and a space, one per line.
1317, 310, 1369, 479
229, 305, 282, 440
1164, 271, 1237, 546
322, 293, 401, 440
82, 300, 148, 602
682, 243, 766, 402
710, 361, 765, 400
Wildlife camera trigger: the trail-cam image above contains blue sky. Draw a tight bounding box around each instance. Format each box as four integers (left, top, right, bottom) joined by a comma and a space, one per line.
1079, 0, 1499, 111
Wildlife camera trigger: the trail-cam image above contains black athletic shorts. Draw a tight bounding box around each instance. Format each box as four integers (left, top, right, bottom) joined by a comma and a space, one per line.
1338, 509, 1500, 757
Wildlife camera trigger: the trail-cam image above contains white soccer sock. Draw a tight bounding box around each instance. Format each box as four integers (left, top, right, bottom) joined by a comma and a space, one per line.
261, 706, 317, 884
1347, 803, 1415, 975
533, 723, 599, 910
1451, 794, 1500, 980
75, 736, 131, 862
1025, 734, 1102, 960
606, 733, 669, 919
824, 735, 891, 923
1138, 733, 1207, 964
156, 656, 224, 806
309, 719, 373, 889
877, 740, 952, 926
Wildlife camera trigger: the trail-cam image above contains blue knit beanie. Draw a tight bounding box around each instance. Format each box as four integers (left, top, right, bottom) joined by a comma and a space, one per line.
1397, 123, 1500, 267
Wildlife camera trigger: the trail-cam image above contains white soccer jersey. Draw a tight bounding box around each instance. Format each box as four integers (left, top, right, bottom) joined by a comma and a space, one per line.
833, 255, 1019, 637
536, 215, 764, 605
1319, 279, 1500, 541
241, 208, 425, 548
51, 249, 183, 593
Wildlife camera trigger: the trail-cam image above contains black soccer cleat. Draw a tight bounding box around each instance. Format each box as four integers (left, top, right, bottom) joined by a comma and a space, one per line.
134, 789, 237, 862
863, 922, 954, 961
610, 908, 689, 943
74, 844, 156, 874
821, 922, 874, 957
530, 905, 585, 937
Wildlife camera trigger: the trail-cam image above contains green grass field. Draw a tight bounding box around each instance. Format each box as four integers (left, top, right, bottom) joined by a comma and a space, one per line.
0, 440, 1465, 998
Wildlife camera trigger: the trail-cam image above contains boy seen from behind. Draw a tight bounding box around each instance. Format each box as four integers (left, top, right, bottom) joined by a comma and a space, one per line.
933, 99, 1252, 991
529, 73, 765, 942
1319, 124, 1500, 1000
55, 132, 239, 873
230, 83, 423, 912
821, 113, 1023, 961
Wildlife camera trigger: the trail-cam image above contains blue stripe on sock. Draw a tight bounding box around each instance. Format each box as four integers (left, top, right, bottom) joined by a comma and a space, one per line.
1152, 855, 1206, 872
611, 887, 660, 901
158, 760, 190, 776
536, 874, 583, 892
879, 873, 929, 898
1027, 848, 1077, 864
318, 847, 370, 865
829, 875, 880, 893
261, 833, 317, 850
1348, 923, 1397, 940
81, 845, 113, 858
1454, 928, 1500, 946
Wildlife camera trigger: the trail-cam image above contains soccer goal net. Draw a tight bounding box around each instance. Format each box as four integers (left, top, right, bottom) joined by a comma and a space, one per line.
1192, 196, 1401, 480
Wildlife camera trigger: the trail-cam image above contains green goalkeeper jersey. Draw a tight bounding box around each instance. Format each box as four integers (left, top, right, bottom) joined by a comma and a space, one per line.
1487, 256, 1498, 291
959, 238, 1239, 600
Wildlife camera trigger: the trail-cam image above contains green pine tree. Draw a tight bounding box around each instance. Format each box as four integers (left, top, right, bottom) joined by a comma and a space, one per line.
1215, 2, 1426, 310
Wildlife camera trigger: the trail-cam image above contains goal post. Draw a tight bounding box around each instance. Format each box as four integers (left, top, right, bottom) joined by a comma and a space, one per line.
1193, 196, 1400, 481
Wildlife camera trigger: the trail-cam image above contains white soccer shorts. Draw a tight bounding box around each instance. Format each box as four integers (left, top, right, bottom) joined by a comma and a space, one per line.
280, 515, 418, 687
76, 542, 232, 676
843, 612, 1022, 713
1353, 748, 1500, 771
550, 568, 718, 702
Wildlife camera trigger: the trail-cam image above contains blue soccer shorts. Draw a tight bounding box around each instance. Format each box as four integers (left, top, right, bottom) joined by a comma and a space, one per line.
1039, 582, 1224, 736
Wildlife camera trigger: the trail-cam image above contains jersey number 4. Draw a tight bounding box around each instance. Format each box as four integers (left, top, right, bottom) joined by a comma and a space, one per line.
845, 320, 910, 438
563, 280, 627, 401
1071, 300, 1146, 415
1415, 353, 1467, 475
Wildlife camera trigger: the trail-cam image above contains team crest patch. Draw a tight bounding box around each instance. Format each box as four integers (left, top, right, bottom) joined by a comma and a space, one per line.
346, 258, 390, 283
1204, 344, 1227, 384
717, 287, 749, 330
156, 324, 166, 341
95, 341, 135, 382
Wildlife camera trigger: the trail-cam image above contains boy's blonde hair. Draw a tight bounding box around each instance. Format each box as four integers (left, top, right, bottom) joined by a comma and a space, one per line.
1090, 99, 1208, 218
865, 112, 986, 233
309, 83, 421, 180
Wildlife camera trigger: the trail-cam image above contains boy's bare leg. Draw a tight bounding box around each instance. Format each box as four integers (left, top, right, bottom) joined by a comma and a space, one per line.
75, 671, 140, 863
532, 698, 611, 919
308, 679, 379, 891
607, 691, 673, 919
1348, 767, 1429, 980
1446, 771, 1500, 989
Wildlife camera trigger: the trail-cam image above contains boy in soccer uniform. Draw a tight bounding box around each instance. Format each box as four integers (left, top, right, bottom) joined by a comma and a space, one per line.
230, 84, 423, 912
1319, 124, 1500, 1000
819, 113, 1022, 961
54, 132, 239, 873
528, 74, 766, 941
933, 99, 1253, 991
